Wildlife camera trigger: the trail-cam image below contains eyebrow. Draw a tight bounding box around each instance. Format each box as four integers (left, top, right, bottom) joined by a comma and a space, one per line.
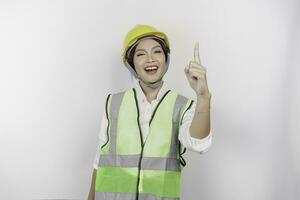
135, 45, 162, 52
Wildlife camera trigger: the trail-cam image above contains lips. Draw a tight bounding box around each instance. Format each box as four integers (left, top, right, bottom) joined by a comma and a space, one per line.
144, 65, 158, 71
144, 65, 158, 75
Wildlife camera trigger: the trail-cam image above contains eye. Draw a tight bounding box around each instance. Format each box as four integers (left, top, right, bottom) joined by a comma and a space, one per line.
136, 53, 144, 57
154, 50, 162, 53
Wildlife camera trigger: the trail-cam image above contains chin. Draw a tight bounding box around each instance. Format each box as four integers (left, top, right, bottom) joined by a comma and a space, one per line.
144, 75, 162, 83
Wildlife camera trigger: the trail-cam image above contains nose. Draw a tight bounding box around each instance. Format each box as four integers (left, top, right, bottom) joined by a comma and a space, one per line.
147, 53, 155, 62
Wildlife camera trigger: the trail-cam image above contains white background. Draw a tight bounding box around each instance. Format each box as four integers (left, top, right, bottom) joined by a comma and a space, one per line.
0, 0, 299, 199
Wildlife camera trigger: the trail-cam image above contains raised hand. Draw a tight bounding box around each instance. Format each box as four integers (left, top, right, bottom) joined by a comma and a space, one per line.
184, 42, 211, 97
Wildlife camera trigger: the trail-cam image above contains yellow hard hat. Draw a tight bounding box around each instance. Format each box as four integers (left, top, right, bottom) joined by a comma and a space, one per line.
122, 24, 170, 65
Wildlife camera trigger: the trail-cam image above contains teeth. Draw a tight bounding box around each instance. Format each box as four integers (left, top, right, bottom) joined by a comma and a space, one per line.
145, 66, 158, 71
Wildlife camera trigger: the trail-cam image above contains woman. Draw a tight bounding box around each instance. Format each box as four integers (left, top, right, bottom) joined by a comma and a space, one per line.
88, 24, 212, 200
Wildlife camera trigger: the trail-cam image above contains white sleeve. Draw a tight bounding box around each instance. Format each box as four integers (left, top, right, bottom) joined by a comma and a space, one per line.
178, 101, 213, 154
93, 107, 109, 169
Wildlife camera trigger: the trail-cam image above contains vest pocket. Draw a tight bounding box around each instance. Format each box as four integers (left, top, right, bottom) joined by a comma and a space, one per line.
95, 167, 139, 193
139, 169, 181, 198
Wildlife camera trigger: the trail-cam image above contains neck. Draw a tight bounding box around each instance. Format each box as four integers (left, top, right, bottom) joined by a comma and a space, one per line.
138, 80, 163, 103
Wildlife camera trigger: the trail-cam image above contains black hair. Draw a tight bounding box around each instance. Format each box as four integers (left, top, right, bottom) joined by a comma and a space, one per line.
126, 36, 170, 71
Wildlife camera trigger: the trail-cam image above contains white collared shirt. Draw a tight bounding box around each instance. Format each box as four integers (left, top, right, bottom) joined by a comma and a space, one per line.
93, 79, 213, 169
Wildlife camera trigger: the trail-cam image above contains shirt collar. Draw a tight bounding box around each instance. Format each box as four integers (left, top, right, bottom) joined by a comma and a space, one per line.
132, 78, 168, 103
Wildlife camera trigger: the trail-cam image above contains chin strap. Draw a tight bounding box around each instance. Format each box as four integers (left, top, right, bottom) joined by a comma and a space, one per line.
124, 52, 170, 89
141, 79, 164, 89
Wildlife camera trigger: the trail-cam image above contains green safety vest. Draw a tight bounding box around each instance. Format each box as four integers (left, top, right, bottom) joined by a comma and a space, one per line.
95, 87, 194, 200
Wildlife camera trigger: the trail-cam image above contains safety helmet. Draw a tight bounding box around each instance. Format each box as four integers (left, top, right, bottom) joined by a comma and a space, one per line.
122, 24, 170, 64
122, 24, 171, 89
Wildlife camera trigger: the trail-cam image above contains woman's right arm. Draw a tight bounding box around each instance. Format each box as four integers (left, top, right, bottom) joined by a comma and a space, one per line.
88, 106, 109, 200
88, 169, 97, 200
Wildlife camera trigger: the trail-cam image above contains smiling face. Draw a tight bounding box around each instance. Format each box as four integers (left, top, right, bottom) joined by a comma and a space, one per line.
133, 38, 166, 84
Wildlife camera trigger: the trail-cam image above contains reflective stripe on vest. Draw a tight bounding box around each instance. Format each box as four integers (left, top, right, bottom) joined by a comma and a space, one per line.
95, 88, 193, 200
96, 192, 180, 200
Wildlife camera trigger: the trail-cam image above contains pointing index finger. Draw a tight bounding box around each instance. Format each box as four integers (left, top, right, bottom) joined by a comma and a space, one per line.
194, 42, 201, 65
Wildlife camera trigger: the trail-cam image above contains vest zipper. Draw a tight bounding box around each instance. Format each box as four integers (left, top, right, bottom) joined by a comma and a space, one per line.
136, 142, 144, 200
133, 88, 144, 200
133, 88, 171, 200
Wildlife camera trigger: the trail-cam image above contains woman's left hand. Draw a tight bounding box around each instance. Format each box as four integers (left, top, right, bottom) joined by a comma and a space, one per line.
184, 42, 211, 98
